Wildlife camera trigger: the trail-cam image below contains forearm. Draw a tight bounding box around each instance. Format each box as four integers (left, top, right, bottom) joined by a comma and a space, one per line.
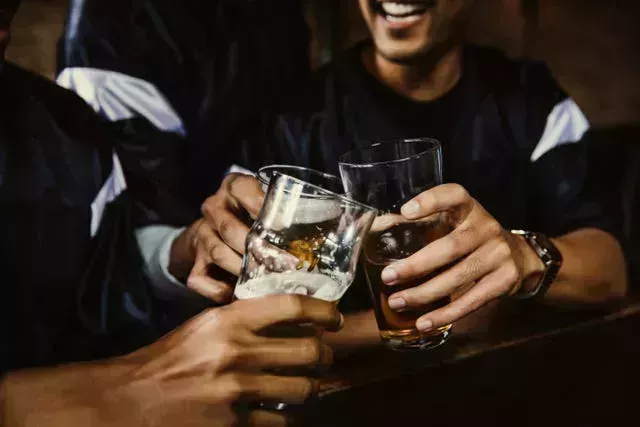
323, 310, 381, 354
1, 360, 135, 427
526, 228, 628, 305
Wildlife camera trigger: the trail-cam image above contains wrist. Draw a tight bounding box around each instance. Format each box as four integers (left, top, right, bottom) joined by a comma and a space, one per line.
98, 354, 160, 424
514, 234, 545, 294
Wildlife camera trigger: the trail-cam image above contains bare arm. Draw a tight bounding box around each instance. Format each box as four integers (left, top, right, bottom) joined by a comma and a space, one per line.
1, 361, 134, 427
539, 228, 628, 305
1, 295, 343, 427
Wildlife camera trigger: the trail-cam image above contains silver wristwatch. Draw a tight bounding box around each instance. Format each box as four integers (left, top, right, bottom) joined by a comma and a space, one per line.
510, 230, 563, 300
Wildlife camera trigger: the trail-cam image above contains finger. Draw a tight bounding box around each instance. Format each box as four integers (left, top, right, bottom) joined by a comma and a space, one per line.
381, 210, 501, 285
401, 183, 473, 221
188, 256, 235, 304
231, 295, 344, 333
415, 263, 519, 331
226, 174, 265, 219
247, 338, 333, 369
221, 373, 319, 405
370, 213, 406, 233
202, 204, 251, 255
248, 238, 301, 273
247, 411, 288, 427
196, 225, 243, 275
389, 239, 506, 309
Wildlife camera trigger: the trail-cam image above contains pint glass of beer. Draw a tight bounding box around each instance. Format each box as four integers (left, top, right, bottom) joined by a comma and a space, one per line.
339, 139, 452, 351
235, 170, 377, 314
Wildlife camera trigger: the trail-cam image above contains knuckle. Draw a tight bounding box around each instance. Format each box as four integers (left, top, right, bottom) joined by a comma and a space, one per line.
218, 341, 243, 366
299, 339, 323, 365
214, 306, 237, 330
486, 220, 503, 237
220, 374, 246, 403
201, 196, 218, 217
207, 242, 226, 264
456, 221, 476, 242
448, 232, 468, 258
504, 262, 521, 284
495, 240, 513, 260
226, 174, 246, 195
451, 184, 470, 202
461, 258, 482, 282
216, 217, 234, 240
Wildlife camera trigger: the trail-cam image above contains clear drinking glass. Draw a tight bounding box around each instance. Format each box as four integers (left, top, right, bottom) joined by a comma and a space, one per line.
234, 172, 377, 408
257, 165, 343, 194
236, 171, 376, 302
339, 138, 453, 352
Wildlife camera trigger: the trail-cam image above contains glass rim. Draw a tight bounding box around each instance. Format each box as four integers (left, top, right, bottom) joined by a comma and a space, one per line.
338, 138, 442, 169
257, 164, 341, 187
270, 171, 378, 214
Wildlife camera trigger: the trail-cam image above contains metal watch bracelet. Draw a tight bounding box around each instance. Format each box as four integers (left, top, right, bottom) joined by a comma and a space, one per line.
509, 230, 563, 300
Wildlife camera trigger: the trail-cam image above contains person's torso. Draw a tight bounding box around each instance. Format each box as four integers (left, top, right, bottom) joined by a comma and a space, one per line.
238, 44, 563, 230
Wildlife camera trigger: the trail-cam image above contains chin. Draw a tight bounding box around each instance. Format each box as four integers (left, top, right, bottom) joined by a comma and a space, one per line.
376, 41, 434, 65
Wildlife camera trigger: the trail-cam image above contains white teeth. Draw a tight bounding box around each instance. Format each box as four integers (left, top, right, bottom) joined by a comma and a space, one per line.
386, 14, 422, 23
381, 2, 425, 17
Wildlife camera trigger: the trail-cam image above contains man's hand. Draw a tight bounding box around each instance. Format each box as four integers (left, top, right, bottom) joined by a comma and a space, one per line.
381, 184, 544, 332
127, 294, 342, 405
169, 174, 265, 303
2, 295, 343, 427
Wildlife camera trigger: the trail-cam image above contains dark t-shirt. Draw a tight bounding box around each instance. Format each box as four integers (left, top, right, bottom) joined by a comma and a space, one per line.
59, 0, 311, 208
233, 43, 612, 236
0, 63, 111, 372
227, 44, 621, 311
0, 63, 172, 373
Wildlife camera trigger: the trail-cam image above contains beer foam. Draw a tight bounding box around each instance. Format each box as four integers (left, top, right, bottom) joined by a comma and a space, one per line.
235, 271, 349, 302
266, 197, 343, 229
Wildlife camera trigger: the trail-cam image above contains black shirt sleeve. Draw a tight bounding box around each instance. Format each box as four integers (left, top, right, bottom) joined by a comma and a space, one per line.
526, 142, 624, 241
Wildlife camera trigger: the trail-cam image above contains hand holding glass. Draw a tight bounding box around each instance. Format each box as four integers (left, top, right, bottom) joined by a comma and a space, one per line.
340, 138, 452, 351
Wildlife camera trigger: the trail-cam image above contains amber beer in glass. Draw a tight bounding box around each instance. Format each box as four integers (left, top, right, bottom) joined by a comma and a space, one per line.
340, 139, 452, 351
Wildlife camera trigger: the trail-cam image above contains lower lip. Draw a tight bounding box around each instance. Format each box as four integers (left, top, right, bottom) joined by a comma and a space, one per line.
378, 12, 425, 31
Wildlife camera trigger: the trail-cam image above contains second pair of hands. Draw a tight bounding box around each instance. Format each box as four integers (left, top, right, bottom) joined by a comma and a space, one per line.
170, 173, 543, 339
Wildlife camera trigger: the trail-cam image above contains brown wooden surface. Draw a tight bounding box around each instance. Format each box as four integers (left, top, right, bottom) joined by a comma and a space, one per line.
295, 301, 640, 426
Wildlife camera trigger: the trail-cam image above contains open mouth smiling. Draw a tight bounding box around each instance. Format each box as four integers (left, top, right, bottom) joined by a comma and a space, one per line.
371, 0, 437, 23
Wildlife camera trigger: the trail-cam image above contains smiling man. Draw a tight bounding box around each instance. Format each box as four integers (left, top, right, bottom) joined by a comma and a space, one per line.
147, 0, 629, 350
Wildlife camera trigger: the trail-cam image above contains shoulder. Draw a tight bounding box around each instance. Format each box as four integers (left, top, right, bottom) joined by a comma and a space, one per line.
466, 45, 587, 156
466, 44, 563, 102
3, 63, 112, 141
0, 64, 114, 202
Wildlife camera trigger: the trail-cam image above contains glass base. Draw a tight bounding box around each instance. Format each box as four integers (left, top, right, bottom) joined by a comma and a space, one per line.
380, 324, 452, 352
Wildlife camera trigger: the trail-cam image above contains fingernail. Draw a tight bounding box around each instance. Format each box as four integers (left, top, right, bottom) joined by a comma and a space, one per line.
381, 267, 398, 283
417, 318, 433, 331
388, 297, 406, 310
401, 201, 420, 218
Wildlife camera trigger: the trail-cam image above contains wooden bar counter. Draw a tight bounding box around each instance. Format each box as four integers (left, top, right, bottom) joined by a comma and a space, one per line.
298, 301, 640, 426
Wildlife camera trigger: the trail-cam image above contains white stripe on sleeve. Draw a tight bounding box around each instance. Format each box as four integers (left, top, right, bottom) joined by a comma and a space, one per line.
57, 67, 186, 136
531, 98, 590, 162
